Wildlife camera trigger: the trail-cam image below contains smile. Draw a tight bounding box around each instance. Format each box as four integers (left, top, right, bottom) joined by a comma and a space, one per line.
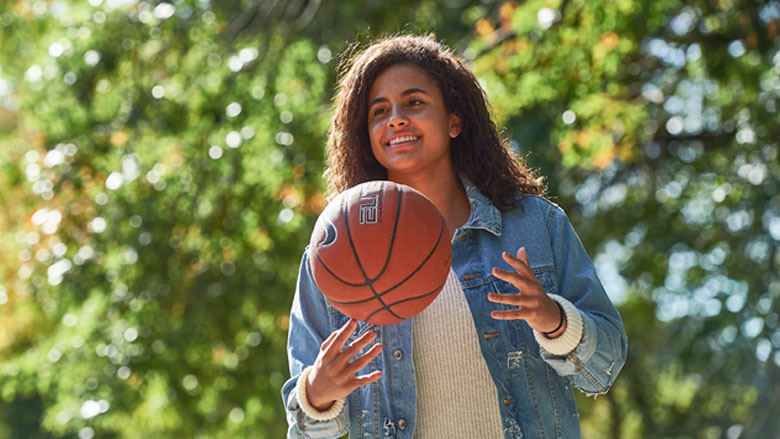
387, 135, 419, 146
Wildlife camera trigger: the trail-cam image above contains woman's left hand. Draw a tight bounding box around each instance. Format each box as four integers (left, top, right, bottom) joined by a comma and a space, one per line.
487, 247, 565, 337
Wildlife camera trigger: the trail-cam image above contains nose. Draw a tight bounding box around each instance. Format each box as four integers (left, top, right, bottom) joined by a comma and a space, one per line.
387, 106, 408, 129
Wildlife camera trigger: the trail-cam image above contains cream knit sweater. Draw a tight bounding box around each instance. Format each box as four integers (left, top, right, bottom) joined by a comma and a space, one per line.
411, 269, 505, 438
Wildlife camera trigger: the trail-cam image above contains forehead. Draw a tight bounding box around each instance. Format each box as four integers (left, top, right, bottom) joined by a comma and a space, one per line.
368, 63, 442, 100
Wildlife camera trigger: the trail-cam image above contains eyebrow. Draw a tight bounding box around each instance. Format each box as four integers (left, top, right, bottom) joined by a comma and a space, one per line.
368, 88, 430, 108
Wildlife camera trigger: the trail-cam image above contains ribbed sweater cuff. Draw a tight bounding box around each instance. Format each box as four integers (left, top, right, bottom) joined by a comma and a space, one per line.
296, 366, 346, 421
533, 294, 584, 356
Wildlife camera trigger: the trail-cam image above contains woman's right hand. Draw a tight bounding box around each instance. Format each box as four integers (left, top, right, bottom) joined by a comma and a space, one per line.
305, 318, 384, 411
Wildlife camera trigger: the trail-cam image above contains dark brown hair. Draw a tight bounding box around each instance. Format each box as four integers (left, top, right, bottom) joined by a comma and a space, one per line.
325, 34, 545, 211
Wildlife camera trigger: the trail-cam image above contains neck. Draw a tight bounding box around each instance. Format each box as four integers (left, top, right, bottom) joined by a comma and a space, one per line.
388, 169, 471, 235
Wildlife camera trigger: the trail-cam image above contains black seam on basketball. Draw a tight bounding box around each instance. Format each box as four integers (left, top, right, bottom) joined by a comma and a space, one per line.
343, 187, 404, 321
368, 210, 446, 299
361, 278, 447, 323
326, 213, 447, 309
313, 251, 370, 287
367, 186, 403, 282
326, 294, 380, 306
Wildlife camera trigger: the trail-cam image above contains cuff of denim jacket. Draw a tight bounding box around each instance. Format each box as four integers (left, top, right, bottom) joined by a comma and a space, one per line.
296, 366, 346, 421
534, 294, 584, 356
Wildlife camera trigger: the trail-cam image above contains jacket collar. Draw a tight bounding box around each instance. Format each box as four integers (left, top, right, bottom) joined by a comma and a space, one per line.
460, 177, 502, 237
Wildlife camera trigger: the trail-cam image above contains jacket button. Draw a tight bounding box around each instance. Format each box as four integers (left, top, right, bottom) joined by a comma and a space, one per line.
398, 418, 407, 430
393, 349, 403, 360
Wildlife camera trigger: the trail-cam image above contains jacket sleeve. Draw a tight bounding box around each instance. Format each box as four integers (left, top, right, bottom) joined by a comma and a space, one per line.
541, 204, 628, 395
281, 250, 351, 438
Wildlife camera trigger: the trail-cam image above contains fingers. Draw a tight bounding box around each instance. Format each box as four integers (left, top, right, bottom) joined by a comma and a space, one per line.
345, 341, 383, 375
487, 292, 541, 320
492, 248, 539, 292
309, 321, 383, 403
489, 247, 551, 325
322, 318, 358, 358
487, 292, 535, 307
342, 329, 379, 360
503, 248, 530, 272
322, 320, 383, 373
490, 308, 534, 320
491, 267, 535, 291
490, 308, 526, 320
353, 369, 383, 387
320, 327, 341, 352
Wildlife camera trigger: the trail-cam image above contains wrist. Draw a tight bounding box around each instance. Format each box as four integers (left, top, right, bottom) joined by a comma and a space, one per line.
542, 301, 566, 338
296, 366, 346, 421
305, 373, 335, 411
533, 294, 584, 356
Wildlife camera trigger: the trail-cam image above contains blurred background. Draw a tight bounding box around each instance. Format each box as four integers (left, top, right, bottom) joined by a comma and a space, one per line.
0, 0, 778, 438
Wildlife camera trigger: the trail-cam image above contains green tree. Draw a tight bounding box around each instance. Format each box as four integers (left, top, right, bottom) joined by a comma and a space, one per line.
0, 1, 330, 437
1, 0, 778, 438
471, 0, 780, 437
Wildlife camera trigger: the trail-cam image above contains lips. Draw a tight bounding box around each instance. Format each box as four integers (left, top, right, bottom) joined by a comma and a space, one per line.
387, 135, 419, 146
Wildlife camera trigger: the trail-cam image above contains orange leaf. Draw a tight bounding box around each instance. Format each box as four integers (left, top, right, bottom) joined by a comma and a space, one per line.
592, 146, 617, 169
599, 32, 620, 51
476, 19, 496, 39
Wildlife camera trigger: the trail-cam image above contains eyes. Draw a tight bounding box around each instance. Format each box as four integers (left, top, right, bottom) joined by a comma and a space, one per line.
370, 98, 424, 117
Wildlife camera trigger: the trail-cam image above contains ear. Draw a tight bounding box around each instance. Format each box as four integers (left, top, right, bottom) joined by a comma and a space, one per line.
448, 112, 462, 138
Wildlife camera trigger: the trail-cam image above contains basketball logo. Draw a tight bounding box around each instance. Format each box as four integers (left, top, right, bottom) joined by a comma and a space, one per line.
317, 218, 338, 248
358, 193, 381, 224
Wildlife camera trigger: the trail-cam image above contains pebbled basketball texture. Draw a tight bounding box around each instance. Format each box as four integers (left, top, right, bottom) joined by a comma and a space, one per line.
308, 181, 452, 325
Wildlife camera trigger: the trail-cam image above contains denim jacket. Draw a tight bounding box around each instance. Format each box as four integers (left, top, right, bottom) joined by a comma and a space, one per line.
282, 182, 628, 438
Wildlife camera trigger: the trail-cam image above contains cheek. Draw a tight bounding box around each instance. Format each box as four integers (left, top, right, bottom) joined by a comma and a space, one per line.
368, 122, 383, 147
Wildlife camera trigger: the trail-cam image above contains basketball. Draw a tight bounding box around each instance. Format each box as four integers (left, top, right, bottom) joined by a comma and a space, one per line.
307, 181, 452, 325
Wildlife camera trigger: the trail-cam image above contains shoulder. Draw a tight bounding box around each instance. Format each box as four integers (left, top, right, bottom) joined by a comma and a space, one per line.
510, 195, 564, 219
501, 195, 575, 238
514, 194, 561, 210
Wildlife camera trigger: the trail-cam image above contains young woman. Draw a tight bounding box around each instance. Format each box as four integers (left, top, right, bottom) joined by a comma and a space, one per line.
282, 34, 627, 439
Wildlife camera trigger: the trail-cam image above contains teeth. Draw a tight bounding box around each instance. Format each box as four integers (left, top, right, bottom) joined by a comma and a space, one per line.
388, 135, 418, 145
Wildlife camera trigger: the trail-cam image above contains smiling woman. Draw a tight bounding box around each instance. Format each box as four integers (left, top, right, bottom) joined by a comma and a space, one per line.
282, 34, 627, 439
367, 63, 462, 202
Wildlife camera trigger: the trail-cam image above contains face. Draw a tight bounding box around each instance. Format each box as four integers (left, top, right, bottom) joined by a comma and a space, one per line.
366, 63, 461, 181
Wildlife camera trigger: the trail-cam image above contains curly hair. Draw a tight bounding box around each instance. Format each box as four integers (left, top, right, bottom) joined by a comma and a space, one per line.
325, 34, 546, 211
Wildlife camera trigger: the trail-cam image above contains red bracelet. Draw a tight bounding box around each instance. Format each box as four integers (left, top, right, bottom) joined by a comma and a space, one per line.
542, 301, 565, 335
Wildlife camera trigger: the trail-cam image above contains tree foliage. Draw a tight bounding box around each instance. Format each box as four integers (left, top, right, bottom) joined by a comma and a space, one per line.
0, 0, 777, 438
470, 1, 780, 437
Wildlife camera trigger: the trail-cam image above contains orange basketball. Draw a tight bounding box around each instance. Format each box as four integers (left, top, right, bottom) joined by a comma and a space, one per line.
308, 181, 452, 325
